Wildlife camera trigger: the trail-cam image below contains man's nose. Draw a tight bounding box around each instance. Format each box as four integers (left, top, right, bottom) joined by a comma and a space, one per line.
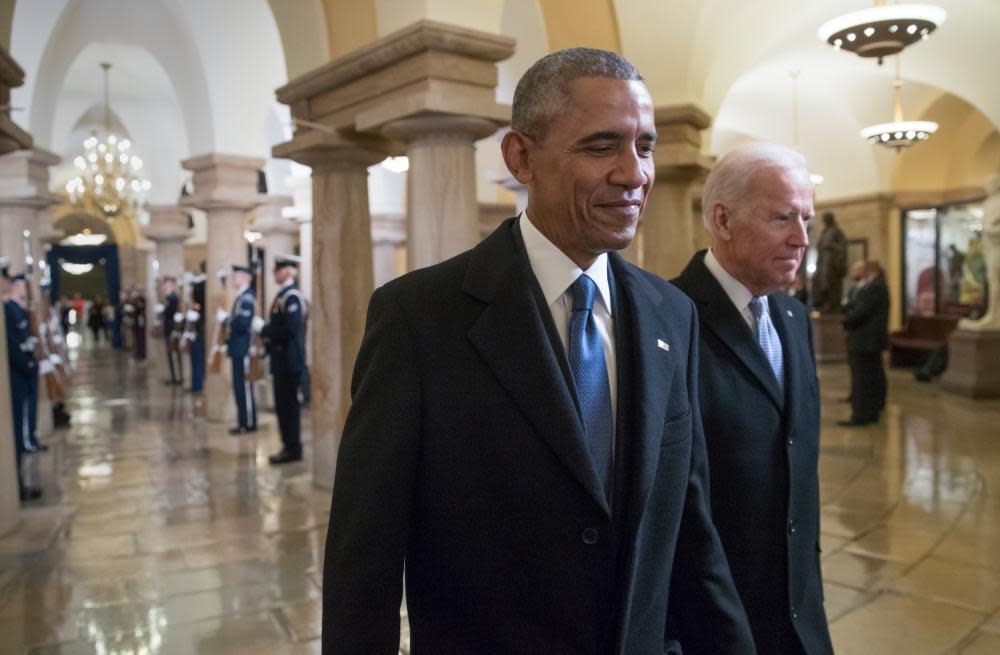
610, 149, 649, 189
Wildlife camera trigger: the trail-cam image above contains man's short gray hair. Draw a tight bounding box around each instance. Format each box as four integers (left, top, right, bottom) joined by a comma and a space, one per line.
511, 47, 643, 139
701, 142, 811, 231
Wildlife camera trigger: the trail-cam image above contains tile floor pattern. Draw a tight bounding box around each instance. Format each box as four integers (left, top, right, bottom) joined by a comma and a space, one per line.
1, 338, 999, 654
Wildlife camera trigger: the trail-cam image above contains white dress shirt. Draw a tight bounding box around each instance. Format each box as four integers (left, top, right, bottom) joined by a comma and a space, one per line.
519, 212, 617, 422
703, 248, 772, 331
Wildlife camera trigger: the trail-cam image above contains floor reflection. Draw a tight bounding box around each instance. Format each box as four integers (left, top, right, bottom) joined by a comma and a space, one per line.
2, 341, 1000, 654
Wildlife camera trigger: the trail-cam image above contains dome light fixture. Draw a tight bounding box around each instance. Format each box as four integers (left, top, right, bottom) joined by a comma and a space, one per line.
861, 56, 937, 151
818, 1, 946, 65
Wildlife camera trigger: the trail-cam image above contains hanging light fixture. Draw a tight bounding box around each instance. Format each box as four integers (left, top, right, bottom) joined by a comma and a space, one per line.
65, 62, 151, 218
788, 69, 824, 185
860, 55, 937, 150
818, 1, 946, 65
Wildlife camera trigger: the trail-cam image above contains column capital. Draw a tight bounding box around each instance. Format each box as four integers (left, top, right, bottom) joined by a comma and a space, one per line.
653, 103, 713, 182
273, 131, 389, 173
273, 19, 513, 159
0, 148, 61, 208
181, 153, 267, 211
252, 195, 296, 234
382, 114, 502, 145
143, 204, 190, 243
0, 45, 31, 155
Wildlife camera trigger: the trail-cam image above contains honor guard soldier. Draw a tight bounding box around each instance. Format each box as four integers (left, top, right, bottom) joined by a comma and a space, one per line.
187, 274, 206, 393
223, 264, 258, 434
4, 271, 44, 501
161, 277, 183, 385
261, 255, 306, 464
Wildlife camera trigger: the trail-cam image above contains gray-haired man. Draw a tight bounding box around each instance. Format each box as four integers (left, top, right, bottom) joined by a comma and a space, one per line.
322, 48, 755, 655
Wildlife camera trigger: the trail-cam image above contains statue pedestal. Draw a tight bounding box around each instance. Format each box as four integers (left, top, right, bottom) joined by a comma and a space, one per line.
942, 329, 1000, 398
811, 313, 847, 364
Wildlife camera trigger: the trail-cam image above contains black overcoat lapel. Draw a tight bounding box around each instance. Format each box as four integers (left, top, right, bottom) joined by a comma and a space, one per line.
463, 221, 610, 515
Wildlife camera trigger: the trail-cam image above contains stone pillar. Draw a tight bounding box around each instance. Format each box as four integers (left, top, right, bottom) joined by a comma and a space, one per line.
371, 213, 406, 287
251, 195, 294, 306
0, 45, 38, 534
383, 116, 504, 269
143, 205, 189, 279
181, 154, 265, 423
285, 173, 313, 303
638, 104, 713, 278
494, 173, 528, 216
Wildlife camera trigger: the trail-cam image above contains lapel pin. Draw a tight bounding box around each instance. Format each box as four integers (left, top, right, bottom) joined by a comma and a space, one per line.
657, 339, 670, 352
786, 310, 793, 318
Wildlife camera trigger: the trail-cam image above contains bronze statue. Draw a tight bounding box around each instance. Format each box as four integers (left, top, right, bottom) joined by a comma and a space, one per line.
811, 212, 848, 313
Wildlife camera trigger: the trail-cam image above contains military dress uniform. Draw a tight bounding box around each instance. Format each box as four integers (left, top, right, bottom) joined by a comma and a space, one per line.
227, 268, 257, 433
163, 289, 183, 385
262, 269, 306, 464
5, 282, 41, 498
188, 277, 206, 393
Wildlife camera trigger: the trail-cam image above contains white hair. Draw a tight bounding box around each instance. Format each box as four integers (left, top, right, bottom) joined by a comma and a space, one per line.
701, 142, 811, 232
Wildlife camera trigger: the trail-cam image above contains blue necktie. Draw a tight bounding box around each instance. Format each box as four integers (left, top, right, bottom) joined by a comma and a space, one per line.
568, 275, 613, 495
749, 296, 784, 390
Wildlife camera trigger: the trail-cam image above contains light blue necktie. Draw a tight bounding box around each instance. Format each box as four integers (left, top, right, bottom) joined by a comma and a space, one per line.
749, 296, 784, 390
568, 275, 613, 495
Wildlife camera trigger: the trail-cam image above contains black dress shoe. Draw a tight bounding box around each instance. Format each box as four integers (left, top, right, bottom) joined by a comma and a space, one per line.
19, 486, 42, 501
24, 443, 49, 453
228, 426, 249, 435
268, 450, 302, 465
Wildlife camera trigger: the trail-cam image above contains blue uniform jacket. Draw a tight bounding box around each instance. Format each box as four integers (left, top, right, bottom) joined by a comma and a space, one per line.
262, 283, 306, 377
226, 288, 256, 359
4, 299, 36, 378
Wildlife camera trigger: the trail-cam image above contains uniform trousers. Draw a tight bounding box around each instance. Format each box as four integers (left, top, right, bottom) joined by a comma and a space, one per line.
189, 334, 205, 392
273, 370, 301, 454
230, 355, 256, 429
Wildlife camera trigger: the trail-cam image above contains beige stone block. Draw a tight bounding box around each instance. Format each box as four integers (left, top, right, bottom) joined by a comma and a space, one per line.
821, 550, 906, 590
891, 557, 1000, 612
961, 632, 1000, 654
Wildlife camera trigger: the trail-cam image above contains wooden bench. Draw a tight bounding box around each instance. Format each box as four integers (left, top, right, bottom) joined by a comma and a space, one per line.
889, 315, 959, 367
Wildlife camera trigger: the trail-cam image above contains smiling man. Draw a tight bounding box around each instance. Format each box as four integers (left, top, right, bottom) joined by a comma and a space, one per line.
672, 142, 835, 655
322, 48, 755, 655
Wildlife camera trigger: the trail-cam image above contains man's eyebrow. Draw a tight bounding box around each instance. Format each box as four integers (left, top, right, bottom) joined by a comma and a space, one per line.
576, 130, 658, 145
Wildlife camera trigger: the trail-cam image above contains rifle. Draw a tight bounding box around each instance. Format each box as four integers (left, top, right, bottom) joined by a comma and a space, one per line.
168, 275, 187, 353
208, 267, 228, 374
22, 230, 66, 402
179, 274, 201, 354
38, 258, 73, 386
245, 247, 266, 382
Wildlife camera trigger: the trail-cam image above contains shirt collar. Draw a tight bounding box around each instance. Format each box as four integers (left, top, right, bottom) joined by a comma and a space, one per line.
704, 248, 759, 313
519, 212, 612, 314
278, 279, 295, 292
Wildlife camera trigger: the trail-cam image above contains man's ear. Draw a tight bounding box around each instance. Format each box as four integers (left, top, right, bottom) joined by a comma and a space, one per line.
501, 130, 534, 184
712, 203, 734, 241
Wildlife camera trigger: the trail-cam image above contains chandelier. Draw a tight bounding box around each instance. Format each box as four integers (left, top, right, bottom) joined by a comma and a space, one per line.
818, 1, 946, 65
861, 56, 937, 150
65, 62, 151, 218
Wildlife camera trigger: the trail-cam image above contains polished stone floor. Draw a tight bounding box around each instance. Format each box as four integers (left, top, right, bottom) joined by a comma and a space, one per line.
2, 335, 1000, 654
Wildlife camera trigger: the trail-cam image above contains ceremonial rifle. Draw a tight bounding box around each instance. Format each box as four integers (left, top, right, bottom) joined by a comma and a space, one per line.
245, 247, 266, 382
208, 267, 228, 374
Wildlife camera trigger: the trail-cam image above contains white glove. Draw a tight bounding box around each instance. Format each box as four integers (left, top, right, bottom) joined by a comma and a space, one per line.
49, 354, 64, 365
25, 336, 38, 350
173, 312, 184, 324
154, 303, 165, 314
52, 333, 64, 344
39, 358, 54, 374
123, 304, 134, 312
186, 310, 199, 322
251, 316, 266, 333
216, 308, 229, 322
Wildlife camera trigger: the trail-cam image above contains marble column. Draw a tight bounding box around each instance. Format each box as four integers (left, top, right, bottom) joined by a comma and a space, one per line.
383, 116, 503, 269
143, 205, 189, 279
637, 104, 714, 278
252, 195, 294, 306
494, 173, 528, 216
181, 154, 265, 423
371, 212, 406, 287
0, 44, 39, 534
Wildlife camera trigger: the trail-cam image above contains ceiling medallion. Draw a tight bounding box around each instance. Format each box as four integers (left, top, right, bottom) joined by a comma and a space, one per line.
818, 2, 946, 64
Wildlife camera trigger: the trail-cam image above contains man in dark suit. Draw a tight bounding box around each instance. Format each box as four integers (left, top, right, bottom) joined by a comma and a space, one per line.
224, 265, 257, 435
321, 48, 754, 655
261, 255, 306, 464
673, 142, 834, 655
161, 277, 183, 386
841, 260, 889, 426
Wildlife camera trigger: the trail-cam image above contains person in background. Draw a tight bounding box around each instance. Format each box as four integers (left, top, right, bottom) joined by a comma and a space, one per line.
840, 260, 889, 426
222, 265, 257, 435
5, 272, 44, 501
87, 295, 105, 342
